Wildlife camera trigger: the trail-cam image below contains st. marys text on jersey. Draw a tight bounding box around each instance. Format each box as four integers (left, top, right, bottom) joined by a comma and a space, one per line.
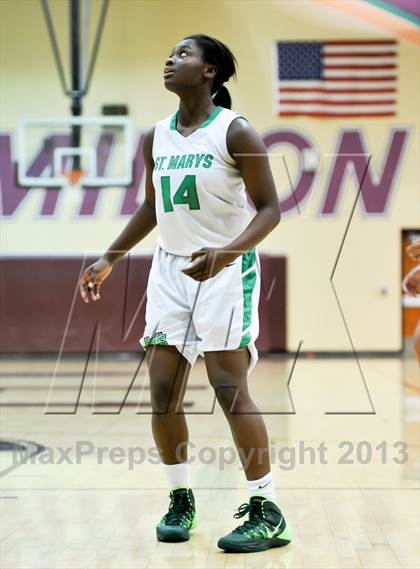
153, 153, 214, 171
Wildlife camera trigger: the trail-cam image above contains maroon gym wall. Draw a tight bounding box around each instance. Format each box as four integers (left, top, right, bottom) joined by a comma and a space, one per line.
0, 255, 286, 353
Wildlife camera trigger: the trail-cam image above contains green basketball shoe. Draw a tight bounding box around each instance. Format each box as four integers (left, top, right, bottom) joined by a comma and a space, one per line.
156, 487, 197, 542
217, 495, 292, 553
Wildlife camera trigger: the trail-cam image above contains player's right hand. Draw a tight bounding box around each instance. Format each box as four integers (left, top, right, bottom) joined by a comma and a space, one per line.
79, 257, 113, 303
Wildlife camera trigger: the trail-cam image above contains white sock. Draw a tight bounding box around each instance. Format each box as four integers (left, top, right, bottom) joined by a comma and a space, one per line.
162, 462, 191, 490
247, 471, 277, 503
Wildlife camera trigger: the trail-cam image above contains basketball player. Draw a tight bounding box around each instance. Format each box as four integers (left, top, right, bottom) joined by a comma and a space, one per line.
80, 34, 292, 553
402, 238, 420, 363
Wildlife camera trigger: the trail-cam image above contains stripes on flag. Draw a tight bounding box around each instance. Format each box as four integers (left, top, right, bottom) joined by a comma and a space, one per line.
276, 39, 398, 117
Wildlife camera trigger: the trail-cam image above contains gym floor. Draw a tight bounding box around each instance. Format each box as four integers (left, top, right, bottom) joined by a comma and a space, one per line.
1, 353, 418, 568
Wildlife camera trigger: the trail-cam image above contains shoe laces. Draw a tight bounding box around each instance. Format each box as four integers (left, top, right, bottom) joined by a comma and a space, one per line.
232, 499, 265, 534
164, 490, 191, 525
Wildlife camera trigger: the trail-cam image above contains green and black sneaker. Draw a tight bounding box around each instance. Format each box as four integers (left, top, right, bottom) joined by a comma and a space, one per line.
156, 487, 197, 542
217, 495, 292, 553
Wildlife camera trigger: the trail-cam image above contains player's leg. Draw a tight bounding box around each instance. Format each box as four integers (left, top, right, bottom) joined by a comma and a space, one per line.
146, 344, 197, 542
140, 245, 197, 464
204, 348, 292, 552
191, 248, 274, 479
147, 344, 191, 463
204, 347, 269, 479
140, 246, 199, 542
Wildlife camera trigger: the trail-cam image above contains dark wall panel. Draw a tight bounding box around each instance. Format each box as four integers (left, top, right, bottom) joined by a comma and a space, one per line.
0, 255, 286, 353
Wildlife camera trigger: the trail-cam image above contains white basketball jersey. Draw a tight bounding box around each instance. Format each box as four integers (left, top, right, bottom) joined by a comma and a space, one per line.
152, 106, 253, 256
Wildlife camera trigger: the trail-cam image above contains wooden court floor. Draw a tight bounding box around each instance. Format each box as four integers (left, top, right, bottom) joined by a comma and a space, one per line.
0, 354, 419, 569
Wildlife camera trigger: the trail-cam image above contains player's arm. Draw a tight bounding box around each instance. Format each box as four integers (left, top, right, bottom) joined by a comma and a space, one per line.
222, 117, 281, 253
79, 127, 157, 303
182, 118, 280, 281
103, 126, 157, 265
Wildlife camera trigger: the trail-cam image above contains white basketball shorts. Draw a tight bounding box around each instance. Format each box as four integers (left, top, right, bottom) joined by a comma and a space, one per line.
139, 245, 261, 375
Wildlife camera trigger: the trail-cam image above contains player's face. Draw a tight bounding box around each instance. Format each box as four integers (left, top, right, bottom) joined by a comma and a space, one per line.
163, 39, 216, 93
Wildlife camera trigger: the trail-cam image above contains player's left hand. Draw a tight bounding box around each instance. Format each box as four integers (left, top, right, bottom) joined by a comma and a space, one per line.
181, 247, 236, 281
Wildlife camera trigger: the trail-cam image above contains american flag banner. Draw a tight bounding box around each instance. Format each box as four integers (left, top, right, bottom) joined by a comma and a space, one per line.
276, 40, 398, 117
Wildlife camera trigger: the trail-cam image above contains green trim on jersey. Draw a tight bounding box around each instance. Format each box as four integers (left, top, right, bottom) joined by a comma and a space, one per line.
170, 112, 177, 131
170, 106, 223, 131
199, 106, 223, 128
240, 248, 257, 347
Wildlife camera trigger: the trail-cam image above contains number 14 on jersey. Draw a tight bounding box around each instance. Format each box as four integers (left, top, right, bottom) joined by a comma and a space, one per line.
160, 175, 201, 212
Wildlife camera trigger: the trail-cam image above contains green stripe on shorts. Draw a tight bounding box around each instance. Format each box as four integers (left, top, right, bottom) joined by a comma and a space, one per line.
240, 248, 257, 347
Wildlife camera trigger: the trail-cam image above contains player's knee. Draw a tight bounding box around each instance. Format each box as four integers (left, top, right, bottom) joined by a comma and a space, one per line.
150, 376, 179, 413
214, 385, 237, 412
209, 374, 246, 413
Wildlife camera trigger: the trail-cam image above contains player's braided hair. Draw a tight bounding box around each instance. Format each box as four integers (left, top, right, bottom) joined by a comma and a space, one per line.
184, 34, 237, 109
